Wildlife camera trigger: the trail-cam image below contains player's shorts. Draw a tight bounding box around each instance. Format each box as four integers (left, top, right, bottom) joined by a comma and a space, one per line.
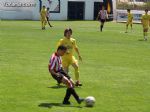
127, 20, 132, 25
49, 67, 71, 83
62, 55, 78, 68
41, 16, 47, 22
143, 25, 149, 30
100, 19, 105, 23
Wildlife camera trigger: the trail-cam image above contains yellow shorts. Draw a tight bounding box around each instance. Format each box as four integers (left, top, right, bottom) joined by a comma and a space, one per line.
143, 25, 149, 30
62, 55, 78, 68
127, 21, 132, 25
41, 17, 47, 22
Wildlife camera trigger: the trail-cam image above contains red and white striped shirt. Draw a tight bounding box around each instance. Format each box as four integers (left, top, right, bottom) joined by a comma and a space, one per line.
99, 10, 107, 20
49, 52, 62, 72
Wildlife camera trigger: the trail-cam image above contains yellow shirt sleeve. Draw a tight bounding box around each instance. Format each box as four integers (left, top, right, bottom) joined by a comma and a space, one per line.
57, 39, 63, 48
72, 39, 78, 49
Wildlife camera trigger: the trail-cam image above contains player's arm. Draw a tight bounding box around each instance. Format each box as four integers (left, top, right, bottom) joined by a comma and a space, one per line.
106, 11, 108, 20
49, 69, 60, 77
96, 12, 100, 20
141, 16, 143, 25
75, 47, 82, 61
57, 39, 63, 48
73, 40, 82, 61
40, 10, 42, 16
131, 14, 133, 21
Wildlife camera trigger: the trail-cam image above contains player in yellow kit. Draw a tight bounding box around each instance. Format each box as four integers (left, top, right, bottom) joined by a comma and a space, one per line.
40, 6, 47, 30
57, 28, 82, 86
141, 9, 150, 41
125, 9, 133, 33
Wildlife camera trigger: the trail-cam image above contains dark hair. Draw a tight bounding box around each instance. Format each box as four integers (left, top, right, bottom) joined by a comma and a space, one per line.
68, 28, 72, 34
127, 9, 130, 12
43, 5, 45, 8
64, 29, 69, 36
57, 45, 67, 51
64, 28, 72, 36
47, 7, 50, 10
145, 9, 148, 12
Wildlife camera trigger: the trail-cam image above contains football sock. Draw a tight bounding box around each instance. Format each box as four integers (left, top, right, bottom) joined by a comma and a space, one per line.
100, 25, 103, 31
145, 32, 148, 36
63, 88, 72, 102
70, 88, 80, 102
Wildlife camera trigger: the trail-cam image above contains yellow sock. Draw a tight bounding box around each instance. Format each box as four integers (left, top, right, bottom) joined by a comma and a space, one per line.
144, 32, 146, 36
145, 32, 148, 36
41, 21, 44, 28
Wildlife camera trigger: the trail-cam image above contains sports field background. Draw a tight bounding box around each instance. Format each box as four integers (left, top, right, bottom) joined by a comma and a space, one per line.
0, 21, 150, 112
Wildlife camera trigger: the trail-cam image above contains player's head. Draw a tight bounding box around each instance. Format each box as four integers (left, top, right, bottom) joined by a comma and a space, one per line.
64, 28, 71, 38
57, 45, 67, 56
68, 28, 72, 35
145, 9, 148, 13
47, 7, 50, 10
42, 5, 46, 9
127, 9, 130, 13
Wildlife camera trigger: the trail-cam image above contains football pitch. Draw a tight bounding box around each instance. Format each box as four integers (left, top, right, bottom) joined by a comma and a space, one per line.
0, 21, 150, 112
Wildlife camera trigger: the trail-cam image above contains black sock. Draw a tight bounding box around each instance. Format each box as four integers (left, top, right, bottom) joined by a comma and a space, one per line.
100, 25, 103, 31
63, 88, 71, 102
70, 88, 80, 102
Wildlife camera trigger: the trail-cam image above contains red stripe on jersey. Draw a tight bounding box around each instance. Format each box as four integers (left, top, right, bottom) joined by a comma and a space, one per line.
49, 52, 62, 72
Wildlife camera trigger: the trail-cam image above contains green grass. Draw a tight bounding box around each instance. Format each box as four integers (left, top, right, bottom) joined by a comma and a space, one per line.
0, 20, 150, 112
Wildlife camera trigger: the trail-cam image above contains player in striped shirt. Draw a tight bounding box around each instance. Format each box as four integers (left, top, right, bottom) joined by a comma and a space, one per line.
48, 45, 84, 105
46, 7, 53, 27
97, 6, 108, 32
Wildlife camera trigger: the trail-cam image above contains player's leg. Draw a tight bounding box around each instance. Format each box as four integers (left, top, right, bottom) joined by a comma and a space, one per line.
60, 58, 70, 85
44, 18, 47, 29
143, 28, 148, 41
100, 20, 104, 32
125, 23, 129, 33
130, 23, 133, 31
41, 19, 44, 30
61, 76, 84, 104
71, 57, 82, 86
62, 58, 70, 73
46, 17, 52, 27
59, 69, 75, 86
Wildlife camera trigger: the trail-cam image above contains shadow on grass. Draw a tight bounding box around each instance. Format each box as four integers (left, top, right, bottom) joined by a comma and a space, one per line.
38, 103, 82, 108
138, 39, 147, 41
47, 85, 66, 89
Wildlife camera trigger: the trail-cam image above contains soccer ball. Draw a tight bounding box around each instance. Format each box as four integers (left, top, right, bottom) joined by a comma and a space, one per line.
85, 96, 95, 107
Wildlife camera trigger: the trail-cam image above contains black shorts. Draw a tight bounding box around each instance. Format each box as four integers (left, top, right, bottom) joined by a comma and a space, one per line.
100, 19, 105, 23
51, 69, 71, 84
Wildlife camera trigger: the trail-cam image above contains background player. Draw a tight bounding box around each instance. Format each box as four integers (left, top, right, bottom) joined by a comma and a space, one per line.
125, 9, 133, 33
141, 9, 150, 41
57, 28, 82, 86
48, 45, 84, 105
46, 7, 53, 27
97, 6, 108, 32
40, 5, 47, 30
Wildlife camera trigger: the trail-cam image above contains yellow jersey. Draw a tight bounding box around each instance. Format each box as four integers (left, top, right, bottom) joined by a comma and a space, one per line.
57, 37, 78, 57
141, 14, 150, 27
127, 13, 133, 21
40, 8, 47, 18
